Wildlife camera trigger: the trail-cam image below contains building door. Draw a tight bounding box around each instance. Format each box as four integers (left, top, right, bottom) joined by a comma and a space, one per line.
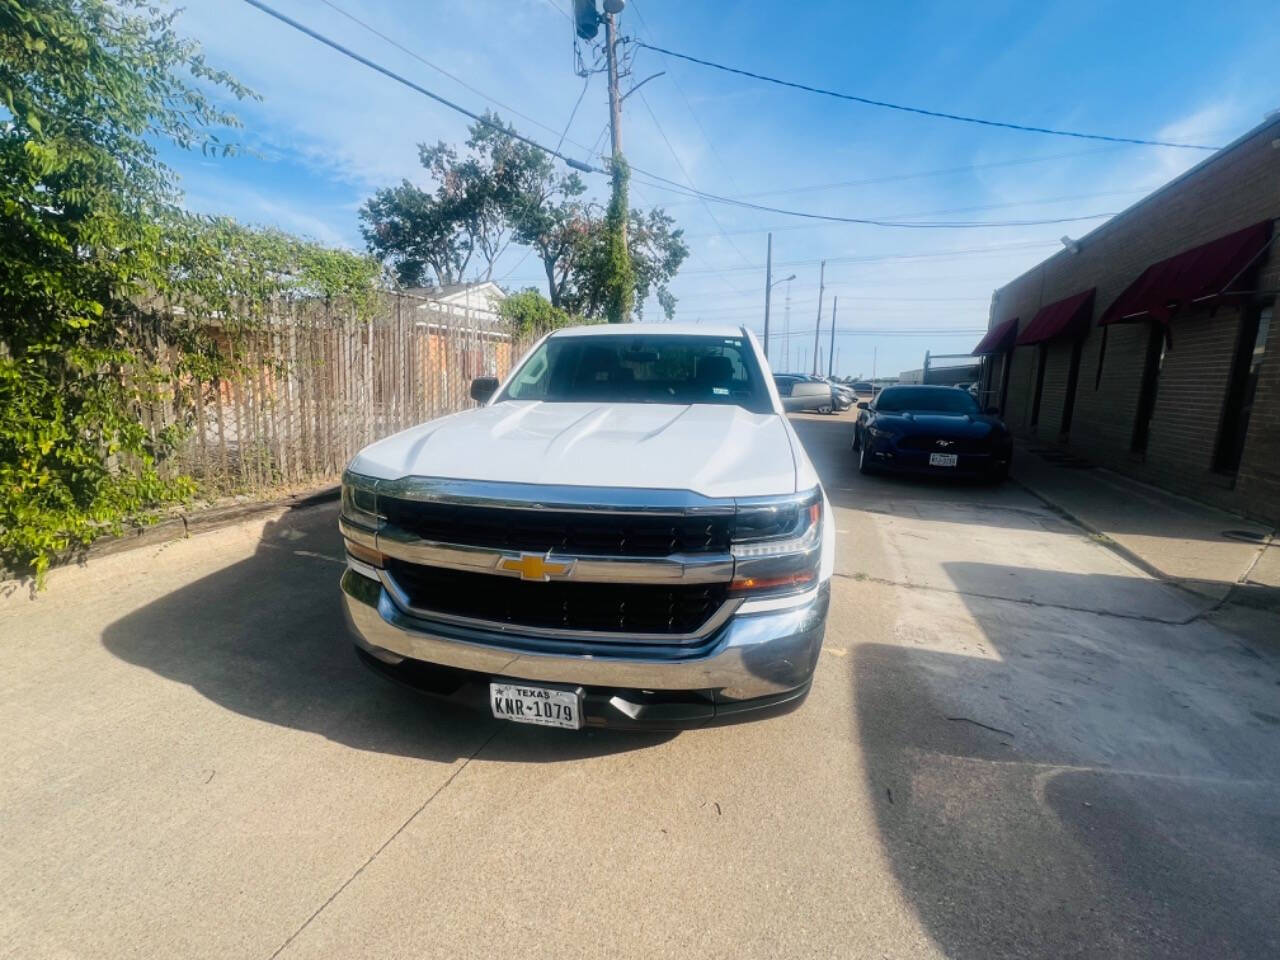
1214, 303, 1272, 474
1060, 337, 1085, 436
1131, 321, 1167, 454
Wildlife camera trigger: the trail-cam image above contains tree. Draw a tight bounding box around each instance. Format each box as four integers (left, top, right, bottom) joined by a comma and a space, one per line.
0, 0, 253, 578
360, 114, 525, 289
0, 1, 378, 580
496, 289, 577, 337
558, 197, 689, 321
361, 117, 689, 319
469, 118, 590, 310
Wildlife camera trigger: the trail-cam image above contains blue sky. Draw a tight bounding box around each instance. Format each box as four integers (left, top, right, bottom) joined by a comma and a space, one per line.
167, 0, 1278, 378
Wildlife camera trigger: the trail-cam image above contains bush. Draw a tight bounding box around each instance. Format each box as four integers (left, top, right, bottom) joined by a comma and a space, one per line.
0, 1, 379, 580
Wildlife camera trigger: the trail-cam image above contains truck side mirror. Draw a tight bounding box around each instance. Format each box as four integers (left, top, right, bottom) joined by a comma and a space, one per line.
857, 401, 870, 410
470, 377, 499, 403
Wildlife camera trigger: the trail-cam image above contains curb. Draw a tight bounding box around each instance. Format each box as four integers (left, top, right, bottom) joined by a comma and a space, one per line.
2, 485, 341, 581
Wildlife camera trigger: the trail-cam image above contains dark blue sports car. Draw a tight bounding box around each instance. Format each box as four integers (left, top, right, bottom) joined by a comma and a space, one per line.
852, 385, 1012, 480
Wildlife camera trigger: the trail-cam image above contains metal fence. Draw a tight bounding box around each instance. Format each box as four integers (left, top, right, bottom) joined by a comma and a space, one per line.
169, 292, 530, 494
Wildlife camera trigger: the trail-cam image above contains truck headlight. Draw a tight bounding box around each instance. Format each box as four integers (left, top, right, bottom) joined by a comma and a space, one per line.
729, 489, 822, 597
340, 470, 384, 574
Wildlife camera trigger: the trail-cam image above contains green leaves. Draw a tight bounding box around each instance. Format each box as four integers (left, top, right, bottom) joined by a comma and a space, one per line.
0, 1, 276, 582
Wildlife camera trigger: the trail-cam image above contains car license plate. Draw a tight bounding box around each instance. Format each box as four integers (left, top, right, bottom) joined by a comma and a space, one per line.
928, 453, 959, 467
490, 682, 582, 730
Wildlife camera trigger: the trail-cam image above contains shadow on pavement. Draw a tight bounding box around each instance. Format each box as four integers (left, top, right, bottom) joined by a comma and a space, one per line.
854, 561, 1280, 959
101, 506, 673, 764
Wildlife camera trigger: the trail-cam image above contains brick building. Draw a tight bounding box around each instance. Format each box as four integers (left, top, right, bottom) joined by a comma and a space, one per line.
975, 114, 1280, 523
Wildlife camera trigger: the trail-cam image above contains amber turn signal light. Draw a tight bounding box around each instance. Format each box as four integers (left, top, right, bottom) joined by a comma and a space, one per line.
344, 539, 385, 568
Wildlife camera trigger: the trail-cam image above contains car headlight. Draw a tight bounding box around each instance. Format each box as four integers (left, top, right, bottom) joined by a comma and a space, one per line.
867, 425, 892, 439
340, 470, 384, 571
729, 488, 822, 597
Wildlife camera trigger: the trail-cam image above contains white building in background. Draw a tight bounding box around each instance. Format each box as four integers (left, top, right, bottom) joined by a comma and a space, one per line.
404, 281, 507, 333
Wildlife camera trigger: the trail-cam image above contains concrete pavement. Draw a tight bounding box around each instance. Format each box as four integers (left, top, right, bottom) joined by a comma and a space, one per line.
2, 410, 1278, 959
1011, 440, 1277, 603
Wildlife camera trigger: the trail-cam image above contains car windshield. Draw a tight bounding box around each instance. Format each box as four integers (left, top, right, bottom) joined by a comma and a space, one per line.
875, 386, 980, 414
498, 334, 771, 412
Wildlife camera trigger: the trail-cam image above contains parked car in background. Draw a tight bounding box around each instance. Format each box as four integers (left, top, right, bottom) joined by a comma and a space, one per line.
341, 324, 835, 730
827, 379, 855, 411
773, 373, 835, 414
852, 384, 1012, 480
849, 381, 876, 402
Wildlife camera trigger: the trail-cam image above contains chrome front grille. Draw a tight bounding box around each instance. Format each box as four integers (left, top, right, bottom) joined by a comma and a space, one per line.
384, 559, 730, 636
365, 480, 742, 642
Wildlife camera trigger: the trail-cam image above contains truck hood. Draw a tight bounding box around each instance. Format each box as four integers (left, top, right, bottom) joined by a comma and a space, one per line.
348, 401, 799, 498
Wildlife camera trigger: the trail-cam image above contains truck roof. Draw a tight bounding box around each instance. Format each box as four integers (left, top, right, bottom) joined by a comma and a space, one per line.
547, 322, 749, 339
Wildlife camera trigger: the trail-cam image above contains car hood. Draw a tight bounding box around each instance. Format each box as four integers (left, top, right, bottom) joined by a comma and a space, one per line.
872, 412, 1001, 438
348, 401, 799, 498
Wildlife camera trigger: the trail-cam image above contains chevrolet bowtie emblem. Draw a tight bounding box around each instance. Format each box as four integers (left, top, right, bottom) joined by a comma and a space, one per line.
497, 553, 576, 582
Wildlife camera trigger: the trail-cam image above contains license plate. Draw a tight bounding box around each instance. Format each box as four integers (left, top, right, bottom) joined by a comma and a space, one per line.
928, 453, 959, 467
490, 682, 582, 730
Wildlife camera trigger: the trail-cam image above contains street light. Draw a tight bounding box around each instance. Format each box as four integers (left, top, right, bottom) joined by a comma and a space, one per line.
762, 263, 795, 361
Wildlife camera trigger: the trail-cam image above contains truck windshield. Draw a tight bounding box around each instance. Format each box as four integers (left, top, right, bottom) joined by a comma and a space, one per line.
498, 334, 772, 412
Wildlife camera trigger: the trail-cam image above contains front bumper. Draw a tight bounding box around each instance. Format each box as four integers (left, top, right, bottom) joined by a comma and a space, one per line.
865, 435, 1011, 476
341, 568, 829, 729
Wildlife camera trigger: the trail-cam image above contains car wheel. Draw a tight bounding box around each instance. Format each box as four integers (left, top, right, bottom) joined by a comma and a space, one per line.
852, 427, 861, 451
858, 439, 875, 475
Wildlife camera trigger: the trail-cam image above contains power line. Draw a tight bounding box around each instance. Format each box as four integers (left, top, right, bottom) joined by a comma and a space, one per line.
245, 0, 1121, 234
628, 168, 1119, 228
316, 0, 597, 155
556, 74, 592, 153
241, 0, 603, 174
679, 187, 1152, 239
632, 41, 1221, 152
660, 146, 1127, 206
670, 239, 1059, 274
725, 327, 987, 338
634, 88, 756, 268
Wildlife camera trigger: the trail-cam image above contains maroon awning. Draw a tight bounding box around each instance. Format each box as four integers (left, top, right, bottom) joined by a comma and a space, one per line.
1100, 220, 1274, 325
971, 316, 1018, 355
1016, 288, 1095, 345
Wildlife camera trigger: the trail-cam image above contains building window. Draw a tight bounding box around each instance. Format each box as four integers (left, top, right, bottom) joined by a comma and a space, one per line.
1214, 303, 1272, 475
1131, 321, 1167, 454
1030, 344, 1048, 426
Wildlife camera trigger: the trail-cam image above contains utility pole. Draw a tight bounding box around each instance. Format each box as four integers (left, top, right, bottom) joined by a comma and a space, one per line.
604, 4, 627, 265
828, 296, 837, 378
811, 260, 825, 376
783, 280, 792, 371
762, 232, 773, 359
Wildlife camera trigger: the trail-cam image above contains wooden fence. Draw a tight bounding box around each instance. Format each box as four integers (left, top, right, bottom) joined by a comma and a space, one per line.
171, 292, 531, 493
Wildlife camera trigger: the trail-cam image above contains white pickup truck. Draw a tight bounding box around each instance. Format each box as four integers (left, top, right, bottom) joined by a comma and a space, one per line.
339, 323, 834, 730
